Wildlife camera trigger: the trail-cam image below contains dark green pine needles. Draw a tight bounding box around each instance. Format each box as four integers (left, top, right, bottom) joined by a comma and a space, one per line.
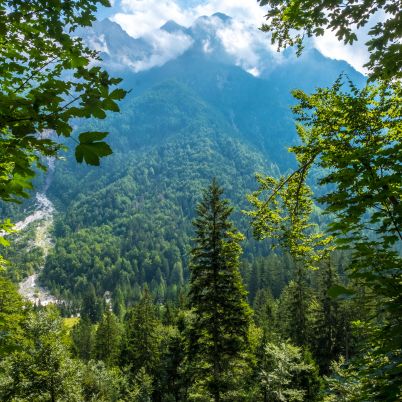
188, 178, 251, 401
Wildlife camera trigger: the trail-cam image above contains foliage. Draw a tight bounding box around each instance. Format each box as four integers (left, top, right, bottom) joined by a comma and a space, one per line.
0, 0, 126, 203
324, 352, 402, 402
157, 322, 189, 401
290, 81, 402, 373
256, 341, 321, 401
80, 360, 124, 402
247, 73, 401, 398
246, 173, 333, 269
276, 279, 311, 347
307, 261, 353, 374
71, 316, 95, 361
129, 367, 154, 402
0, 0, 126, 268
81, 283, 104, 323
0, 276, 25, 354
188, 179, 251, 401
257, 0, 401, 396
95, 309, 122, 366
121, 288, 161, 376
258, 0, 402, 81
0, 307, 83, 401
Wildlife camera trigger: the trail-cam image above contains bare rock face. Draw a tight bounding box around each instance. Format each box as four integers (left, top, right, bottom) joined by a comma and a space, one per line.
16, 162, 57, 306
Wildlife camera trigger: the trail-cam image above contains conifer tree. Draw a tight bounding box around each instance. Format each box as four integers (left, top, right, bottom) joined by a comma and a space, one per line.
256, 341, 321, 402
1, 308, 82, 401
81, 284, 103, 324
253, 288, 275, 334
280, 266, 311, 347
121, 287, 160, 376
95, 309, 122, 366
308, 260, 353, 373
189, 178, 251, 401
71, 316, 95, 361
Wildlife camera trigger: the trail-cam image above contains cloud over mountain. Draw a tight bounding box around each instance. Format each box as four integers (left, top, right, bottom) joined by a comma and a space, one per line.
108, 0, 371, 74
84, 13, 285, 75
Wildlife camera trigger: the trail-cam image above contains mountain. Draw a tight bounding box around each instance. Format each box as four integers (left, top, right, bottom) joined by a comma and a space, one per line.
10, 14, 366, 308
77, 15, 364, 165
41, 80, 278, 306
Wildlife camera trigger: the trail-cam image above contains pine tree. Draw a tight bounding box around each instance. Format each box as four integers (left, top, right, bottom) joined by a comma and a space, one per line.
277, 275, 311, 348
81, 284, 103, 324
308, 260, 353, 373
71, 316, 95, 361
121, 287, 160, 375
189, 178, 251, 401
95, 309, 122, 366
290, 263, 310, 346
253, 288, 275, 333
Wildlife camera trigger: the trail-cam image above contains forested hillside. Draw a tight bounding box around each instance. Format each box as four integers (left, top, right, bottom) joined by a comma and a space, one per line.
23, 14, 365, 310
1, 1, 400, 401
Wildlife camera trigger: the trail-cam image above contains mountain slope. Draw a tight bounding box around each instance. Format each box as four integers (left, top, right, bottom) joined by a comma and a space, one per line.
13, 14, 366, 308
42, 81, 276, 305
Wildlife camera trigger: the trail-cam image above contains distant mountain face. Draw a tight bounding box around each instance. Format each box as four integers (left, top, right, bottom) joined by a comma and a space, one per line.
36, 14, 366, 304
76, 14, 365, 167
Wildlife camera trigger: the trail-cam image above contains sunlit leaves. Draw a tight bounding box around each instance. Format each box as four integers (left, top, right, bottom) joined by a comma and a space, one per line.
245, 172, 333, 269
247, 78, 402, 399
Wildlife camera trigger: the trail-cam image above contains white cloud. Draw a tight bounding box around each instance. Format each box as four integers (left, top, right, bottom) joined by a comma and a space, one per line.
312, 11, 386, 75
313, 33, 369, 75
246, 67, 260, 77
109, 0, 379, 75
110, 0, 272, 73
125, 30, 193, 72
112, 0, 194, 38
87, 34, 110, 54
216, 19, 280, 75
192, 0, 265, 25
112, 0, 265, 38
202, 39, 212, 53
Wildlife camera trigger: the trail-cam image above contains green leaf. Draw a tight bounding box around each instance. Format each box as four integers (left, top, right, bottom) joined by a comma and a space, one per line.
75, 142, 112, 166
91, 107, 107, 119
103, 98, 120, 112
0, 237, 10, 247
109, 88, 126, 100
78, 131, 108, 143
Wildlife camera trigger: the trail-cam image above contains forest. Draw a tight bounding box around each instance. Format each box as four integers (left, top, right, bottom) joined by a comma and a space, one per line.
0, 0, 401, 401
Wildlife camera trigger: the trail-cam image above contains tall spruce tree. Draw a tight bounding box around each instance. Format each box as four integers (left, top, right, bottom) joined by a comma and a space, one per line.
189, 178, 251, 401
81, 284, 103, 324
121, 287, 161, 376
95, 309, 122, 366
308, 260, 352, 374
71, 316, 95, 361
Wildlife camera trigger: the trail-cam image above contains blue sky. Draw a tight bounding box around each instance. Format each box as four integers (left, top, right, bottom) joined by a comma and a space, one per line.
96, 0, 376, 74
